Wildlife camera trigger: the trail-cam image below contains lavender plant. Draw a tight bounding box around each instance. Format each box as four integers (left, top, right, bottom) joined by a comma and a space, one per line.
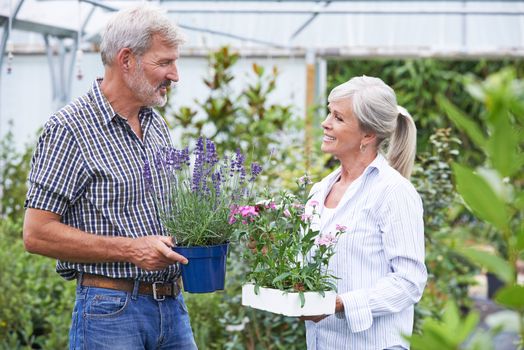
230, 176, 343, 302
145, 137, 261, 247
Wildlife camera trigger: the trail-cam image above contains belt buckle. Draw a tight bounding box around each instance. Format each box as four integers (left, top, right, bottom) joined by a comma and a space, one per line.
152, 281, 165, 301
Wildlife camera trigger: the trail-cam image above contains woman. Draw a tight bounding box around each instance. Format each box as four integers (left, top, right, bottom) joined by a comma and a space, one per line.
304, 76, 427, 350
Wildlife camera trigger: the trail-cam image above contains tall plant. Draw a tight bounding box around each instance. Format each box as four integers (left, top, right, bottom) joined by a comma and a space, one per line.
409, 68, 524, 348
411, 129, 478, 331
328, 58, 524, 158
170, 46, 295, 166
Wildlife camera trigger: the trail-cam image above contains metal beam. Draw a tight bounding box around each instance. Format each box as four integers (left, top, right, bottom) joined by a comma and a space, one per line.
0, 0, 25, 74
289, 1, 331, 42
80, 0, 288, 49
73, 0, 524, 2
0, 15, 77, 37
164, 7, 524, 15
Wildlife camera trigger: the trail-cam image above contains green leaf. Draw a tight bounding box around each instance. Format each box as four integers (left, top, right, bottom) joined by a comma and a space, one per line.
459, 247, 515, 284
272, 272, 291, 285
517, 227, 524, 251
456, 311, 480, 343
494, 285, 524, 310
487, 115, 520, 177
452, 163, 509, 231
437, 94, 487, 148
299, 291, 305, 308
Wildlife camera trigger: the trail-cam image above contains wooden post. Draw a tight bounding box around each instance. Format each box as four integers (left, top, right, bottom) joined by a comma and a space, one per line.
305, 49, 316, 171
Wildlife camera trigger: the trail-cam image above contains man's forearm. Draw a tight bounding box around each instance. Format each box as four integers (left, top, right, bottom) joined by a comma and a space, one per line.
23, 208, 131, 263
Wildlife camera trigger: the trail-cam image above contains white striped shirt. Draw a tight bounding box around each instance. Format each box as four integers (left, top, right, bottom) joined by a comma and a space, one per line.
305, 153, 427, 350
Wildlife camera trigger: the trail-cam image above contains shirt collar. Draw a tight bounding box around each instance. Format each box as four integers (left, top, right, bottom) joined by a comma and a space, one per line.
364, 152, 388, 175
89, 78, 154, 126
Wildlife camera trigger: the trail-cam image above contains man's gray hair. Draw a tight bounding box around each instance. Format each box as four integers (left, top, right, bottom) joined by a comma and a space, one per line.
100, 4, 184, 66
328, 76, 417, 178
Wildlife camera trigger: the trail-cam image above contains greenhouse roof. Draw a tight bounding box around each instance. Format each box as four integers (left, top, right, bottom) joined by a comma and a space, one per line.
1, 0, 524, 58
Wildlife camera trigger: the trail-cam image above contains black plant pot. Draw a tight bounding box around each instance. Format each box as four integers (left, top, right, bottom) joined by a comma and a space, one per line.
486, 272, 504, 299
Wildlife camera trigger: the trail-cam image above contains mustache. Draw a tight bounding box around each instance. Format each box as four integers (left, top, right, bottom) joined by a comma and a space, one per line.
157, 80, 172, 90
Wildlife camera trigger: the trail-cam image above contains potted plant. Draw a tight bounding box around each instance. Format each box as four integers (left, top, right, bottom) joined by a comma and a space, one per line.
230, 176, 345, 316
144, 137, 261, 293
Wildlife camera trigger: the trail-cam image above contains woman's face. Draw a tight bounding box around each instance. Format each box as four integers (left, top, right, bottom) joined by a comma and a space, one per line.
320, 99, 366, 158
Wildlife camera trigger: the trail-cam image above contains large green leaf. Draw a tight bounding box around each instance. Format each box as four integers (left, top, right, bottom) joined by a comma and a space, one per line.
517, 226, 524, 251
452, 163, 510, 231
487, 114, 520, 178
494, 285, 524, 310
437, 94, 487, 149
459, 247, 515, 284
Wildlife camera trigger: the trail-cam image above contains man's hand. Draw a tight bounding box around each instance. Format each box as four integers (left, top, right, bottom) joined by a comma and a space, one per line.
129, 235, 188, 271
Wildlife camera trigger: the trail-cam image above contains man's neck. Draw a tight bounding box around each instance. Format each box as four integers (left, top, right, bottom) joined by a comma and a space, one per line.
100, 72, 142, 122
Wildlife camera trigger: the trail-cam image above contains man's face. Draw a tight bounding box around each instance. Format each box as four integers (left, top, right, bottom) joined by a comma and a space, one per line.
124, 35, 179, 107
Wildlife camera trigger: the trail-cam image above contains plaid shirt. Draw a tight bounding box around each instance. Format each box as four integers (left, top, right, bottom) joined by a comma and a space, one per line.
25, 79, 178, 282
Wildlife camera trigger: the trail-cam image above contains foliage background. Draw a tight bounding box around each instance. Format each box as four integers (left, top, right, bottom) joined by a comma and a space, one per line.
1, 52, 522, 348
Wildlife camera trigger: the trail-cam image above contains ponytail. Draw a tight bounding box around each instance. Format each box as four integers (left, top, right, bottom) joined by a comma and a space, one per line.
387, 106, 417, 178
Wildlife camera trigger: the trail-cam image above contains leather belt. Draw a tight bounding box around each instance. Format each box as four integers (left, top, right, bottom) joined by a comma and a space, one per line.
80, 273, 181, 301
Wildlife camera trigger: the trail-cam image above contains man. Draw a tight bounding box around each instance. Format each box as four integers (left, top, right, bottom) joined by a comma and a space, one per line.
23, 5, 197, 349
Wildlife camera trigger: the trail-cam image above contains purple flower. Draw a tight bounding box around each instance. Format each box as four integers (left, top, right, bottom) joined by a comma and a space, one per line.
249, 162, 262, 182
298, 174, 312, 186
143, 160, 153, 192
231, 148, 246, 183
192, 137, 205, 193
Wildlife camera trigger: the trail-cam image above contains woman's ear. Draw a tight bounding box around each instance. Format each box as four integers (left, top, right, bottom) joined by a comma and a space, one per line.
362, 132, 377, 147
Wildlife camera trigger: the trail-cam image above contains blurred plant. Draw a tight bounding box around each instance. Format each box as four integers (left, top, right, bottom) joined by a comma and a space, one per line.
169, 46, 301, 189
328, 58, 524, 160
408, 67, 524, 347
411, 128, 478, 330
0, 217, 75, 349
409, 301, 497, 350
0, 121, 33, 222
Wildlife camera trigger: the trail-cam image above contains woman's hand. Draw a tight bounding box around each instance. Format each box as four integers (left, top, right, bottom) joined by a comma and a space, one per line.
299, 314, 329, 323
299, 296, 344, 323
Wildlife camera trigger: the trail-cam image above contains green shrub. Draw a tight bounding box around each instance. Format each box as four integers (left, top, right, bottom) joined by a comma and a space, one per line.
0, 218, 75, 349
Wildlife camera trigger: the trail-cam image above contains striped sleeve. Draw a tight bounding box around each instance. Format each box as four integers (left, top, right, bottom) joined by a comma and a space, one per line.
25, 120, 90, 215
339, 181, 427, 333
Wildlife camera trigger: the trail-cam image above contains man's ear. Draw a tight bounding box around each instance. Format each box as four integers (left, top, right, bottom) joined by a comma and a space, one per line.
116, 48, 133, 72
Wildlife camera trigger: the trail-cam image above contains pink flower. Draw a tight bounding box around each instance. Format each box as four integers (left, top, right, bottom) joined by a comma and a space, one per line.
309, 200, 319, 208
301, 213, 312, 223
239, 205, 258, 217
283, 209, 291, 217
335, 224, 347, 233
314, 233, 337, 247
228, 216, 236, 225
292, 203, 304, 209
265, 201, 277, 210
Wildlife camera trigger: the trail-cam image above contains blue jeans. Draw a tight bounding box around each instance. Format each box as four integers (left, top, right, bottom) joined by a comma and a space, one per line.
69, 280, 197, 350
